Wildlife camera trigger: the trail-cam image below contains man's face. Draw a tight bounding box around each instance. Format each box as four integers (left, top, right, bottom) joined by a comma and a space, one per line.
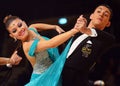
90, 6, 111, 30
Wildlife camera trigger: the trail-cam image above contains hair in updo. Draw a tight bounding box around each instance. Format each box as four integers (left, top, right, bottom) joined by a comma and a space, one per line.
3, 15, 19, 29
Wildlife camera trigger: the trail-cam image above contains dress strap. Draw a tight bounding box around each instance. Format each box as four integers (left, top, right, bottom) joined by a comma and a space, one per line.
29, 27, 39, 34
28, 27, 40, 57
28, 38, 39, 57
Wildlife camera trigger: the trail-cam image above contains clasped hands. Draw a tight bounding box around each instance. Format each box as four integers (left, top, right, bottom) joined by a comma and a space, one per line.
73, 15, 88, 33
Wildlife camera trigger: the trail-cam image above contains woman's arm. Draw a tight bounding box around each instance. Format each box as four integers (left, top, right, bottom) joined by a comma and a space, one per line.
34, 15, 87, 51
22, 28, 79, 66
36, 28, 79, 52
29, 23, 65, 34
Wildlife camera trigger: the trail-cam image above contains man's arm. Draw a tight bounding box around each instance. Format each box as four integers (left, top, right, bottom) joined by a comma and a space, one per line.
0, 51, 22, 66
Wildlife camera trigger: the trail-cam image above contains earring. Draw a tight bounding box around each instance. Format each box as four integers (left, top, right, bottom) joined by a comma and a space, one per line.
14, 37, 17, 42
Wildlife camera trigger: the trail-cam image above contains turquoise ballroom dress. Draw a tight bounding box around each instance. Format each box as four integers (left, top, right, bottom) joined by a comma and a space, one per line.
25, 28, 72, 86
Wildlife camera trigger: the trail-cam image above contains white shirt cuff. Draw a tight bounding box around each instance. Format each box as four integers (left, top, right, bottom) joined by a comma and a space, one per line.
89, 28, 97, 37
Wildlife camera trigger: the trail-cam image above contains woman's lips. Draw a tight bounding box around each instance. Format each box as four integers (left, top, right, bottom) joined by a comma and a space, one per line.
19, 29, 25, 36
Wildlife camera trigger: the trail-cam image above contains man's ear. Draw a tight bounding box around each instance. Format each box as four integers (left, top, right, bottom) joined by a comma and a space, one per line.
90, 13, 94, 20
106, 21, 111, 27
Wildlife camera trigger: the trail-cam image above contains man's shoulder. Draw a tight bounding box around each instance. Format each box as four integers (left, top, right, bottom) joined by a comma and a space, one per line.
95, 29, 115, 41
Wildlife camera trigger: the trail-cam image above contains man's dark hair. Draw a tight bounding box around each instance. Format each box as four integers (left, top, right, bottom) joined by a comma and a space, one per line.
96, 4, 113, 20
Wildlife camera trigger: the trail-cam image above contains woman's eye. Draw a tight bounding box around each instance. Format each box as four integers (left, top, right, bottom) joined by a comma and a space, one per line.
18, 22, 22, 27
12, 29, 17, 33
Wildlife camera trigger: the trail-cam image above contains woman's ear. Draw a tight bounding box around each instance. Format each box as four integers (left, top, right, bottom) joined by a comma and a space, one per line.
9, 34, 17, 42
9, 34, 13, 38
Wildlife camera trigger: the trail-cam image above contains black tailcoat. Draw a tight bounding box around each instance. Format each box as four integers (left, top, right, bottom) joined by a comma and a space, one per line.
62, 29, 115, 86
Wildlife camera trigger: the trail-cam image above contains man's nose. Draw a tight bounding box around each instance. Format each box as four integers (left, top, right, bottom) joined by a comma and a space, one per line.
99, 12, 104, 17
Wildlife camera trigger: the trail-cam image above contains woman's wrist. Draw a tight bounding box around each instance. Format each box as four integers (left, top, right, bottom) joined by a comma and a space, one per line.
68, 29, 78, 37
71, 28, 79, 34
54, 25, 57, 29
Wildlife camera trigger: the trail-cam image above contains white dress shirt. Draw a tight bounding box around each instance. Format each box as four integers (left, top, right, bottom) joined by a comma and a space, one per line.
67, 29, 97, 58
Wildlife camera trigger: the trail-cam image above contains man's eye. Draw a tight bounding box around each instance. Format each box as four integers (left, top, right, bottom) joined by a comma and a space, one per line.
18, 22, 22, 27
97, 10, 101, 13
104, 13, 109, 17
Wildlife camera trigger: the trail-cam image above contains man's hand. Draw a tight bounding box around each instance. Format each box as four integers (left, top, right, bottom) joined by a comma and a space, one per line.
74, 15, 87, 33
10, 51, 22, 65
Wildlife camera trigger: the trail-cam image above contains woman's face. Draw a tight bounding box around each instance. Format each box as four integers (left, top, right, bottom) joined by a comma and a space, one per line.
8, 18, 29, 41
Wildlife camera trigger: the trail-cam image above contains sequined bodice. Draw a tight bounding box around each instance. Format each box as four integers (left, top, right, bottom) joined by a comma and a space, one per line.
33, 50, 53, 74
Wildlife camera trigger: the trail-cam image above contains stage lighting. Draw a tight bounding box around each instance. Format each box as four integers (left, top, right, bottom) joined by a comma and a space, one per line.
58, 17, 67, 25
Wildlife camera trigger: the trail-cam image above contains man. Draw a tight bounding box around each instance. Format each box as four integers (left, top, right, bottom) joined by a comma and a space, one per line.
62, 4, 115, 86
0, 51, 22, 66
0, 40, 33, 86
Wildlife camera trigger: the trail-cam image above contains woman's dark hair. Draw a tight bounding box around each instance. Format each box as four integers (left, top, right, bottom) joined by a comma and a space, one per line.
3, 15, 19, 29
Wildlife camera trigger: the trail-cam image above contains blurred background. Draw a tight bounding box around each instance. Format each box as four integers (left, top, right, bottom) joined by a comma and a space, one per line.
0, 0, 120, 86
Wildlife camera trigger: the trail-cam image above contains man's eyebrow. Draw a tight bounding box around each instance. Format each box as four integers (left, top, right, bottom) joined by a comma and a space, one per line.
97, 7, 110, 14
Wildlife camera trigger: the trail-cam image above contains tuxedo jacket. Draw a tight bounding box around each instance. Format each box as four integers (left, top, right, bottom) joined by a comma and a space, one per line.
62, 29, 115, 86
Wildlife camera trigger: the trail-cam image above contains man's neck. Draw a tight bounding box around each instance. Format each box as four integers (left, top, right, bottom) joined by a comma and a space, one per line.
88, 22, 104, 31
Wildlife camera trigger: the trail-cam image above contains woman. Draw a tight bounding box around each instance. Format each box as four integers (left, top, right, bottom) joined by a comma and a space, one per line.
3, 15, 84, 86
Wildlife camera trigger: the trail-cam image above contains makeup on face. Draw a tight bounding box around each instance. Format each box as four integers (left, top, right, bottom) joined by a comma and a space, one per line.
9, 20, 24, 34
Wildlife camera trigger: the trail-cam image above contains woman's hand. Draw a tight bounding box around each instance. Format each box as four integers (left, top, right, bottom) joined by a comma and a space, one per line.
55, 25, 65, 34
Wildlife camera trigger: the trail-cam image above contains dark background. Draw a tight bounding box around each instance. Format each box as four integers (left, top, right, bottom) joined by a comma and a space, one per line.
0, 0, 120, 44
0, 0, 120, 43
0, 0, 120, 85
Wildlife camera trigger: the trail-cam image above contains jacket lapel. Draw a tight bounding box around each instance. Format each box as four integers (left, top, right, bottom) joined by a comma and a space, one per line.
68, 36, 91, 58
